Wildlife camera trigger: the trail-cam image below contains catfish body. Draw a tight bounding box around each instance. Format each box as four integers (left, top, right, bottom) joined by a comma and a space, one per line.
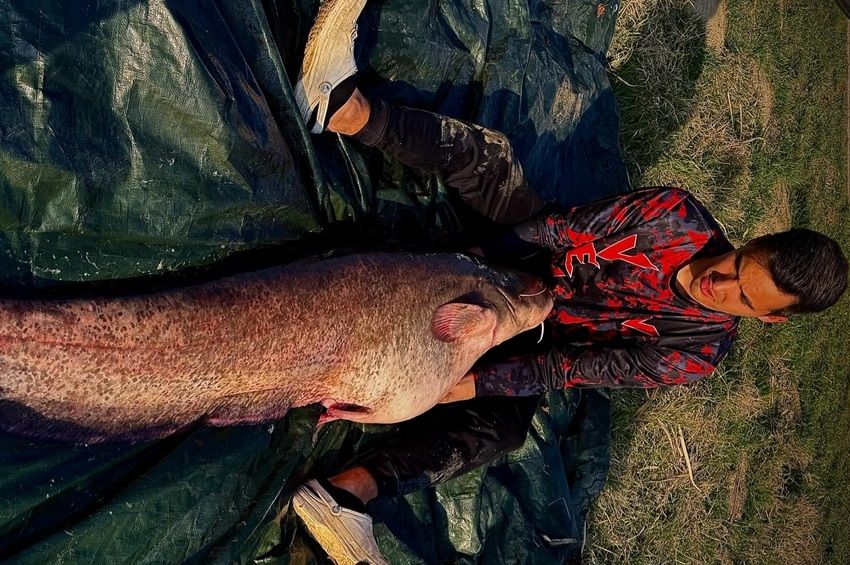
0, 252, 552, 443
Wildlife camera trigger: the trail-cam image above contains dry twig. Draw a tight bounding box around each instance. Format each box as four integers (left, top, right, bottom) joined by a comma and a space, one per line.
677, 425, 699, 490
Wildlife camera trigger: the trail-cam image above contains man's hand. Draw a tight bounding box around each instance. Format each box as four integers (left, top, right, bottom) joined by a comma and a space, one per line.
439, 371, 476, 404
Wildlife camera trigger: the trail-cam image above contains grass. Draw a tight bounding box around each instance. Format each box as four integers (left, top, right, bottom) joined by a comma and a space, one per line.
585, 0, 850, 563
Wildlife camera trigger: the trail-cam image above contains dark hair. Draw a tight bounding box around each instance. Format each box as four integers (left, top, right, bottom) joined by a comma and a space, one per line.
745, 228, 848, 314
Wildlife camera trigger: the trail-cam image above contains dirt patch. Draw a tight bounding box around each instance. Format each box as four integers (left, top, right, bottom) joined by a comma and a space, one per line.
727, 454, 748, 522
752, 66, 775, 130
772, 499, 823, 565
768, 357, 802, 429
692, 0, 727, 52
752, 181, 792, 236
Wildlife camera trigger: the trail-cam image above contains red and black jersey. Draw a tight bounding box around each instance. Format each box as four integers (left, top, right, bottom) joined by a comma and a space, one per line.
475, 187, 739, 396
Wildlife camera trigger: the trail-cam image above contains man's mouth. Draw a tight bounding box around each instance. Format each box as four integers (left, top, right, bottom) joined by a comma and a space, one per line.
700, 274, 714, 298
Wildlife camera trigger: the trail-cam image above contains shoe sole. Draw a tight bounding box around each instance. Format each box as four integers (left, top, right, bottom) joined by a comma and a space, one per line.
293, 482, 389, 565
295, 0, 368, 133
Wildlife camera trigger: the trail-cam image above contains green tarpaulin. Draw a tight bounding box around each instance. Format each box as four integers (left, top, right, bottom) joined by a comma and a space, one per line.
0, 0, 625, 562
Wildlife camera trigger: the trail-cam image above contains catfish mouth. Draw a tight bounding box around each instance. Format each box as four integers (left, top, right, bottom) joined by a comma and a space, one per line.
518, 277, 549, 298
502, 270, 550, 300
493, 275, 553, 332
511, 272, 553, 307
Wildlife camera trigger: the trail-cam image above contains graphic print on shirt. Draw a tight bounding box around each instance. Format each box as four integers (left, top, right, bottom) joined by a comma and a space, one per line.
553, 234, 659, 277
553, 232, 662, 336
621, 318, 660, 336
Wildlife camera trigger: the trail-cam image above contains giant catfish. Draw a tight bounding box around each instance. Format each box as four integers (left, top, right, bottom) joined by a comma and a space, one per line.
0, 252, 553, 443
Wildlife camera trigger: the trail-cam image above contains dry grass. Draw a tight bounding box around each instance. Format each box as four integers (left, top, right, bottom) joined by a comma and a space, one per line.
607, 0, 661, 71
608, 0, 780, 242
752, 181, 792, 236
586, 0, 848, 562
586, 345, 826, 563
771, 499, 821, 565
641, 49, 778, 240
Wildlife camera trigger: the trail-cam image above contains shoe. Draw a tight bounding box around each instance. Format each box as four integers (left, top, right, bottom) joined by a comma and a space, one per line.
292, 479, 390, 565
295, 0, 367, 133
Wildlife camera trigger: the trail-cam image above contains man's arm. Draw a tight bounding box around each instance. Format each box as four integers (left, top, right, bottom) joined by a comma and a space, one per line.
510, 187, 695, 252
476, 187, 697, 267
470, 343, 716, 396
438, 371, 477, 403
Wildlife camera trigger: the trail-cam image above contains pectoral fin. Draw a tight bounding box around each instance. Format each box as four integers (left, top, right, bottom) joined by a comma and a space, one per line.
318, 400, 372, 426
431, 303, 497, 343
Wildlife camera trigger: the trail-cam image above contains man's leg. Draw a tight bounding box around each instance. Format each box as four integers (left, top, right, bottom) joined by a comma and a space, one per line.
359, 395, 541, 497
293, 396, 541, 563
329, 89, 545, 224
294, 0, 542, 224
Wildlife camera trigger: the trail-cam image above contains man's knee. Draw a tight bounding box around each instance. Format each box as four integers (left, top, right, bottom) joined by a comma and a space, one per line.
499, 419, 531, 452
470, 396, 540, 453
474, 127, 515, 163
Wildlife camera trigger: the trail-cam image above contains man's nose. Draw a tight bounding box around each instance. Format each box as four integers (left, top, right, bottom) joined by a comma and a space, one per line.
712, 274, 737, 292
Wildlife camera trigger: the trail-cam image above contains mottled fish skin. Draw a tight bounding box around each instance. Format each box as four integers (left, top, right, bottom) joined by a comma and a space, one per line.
0, 252, 553, 444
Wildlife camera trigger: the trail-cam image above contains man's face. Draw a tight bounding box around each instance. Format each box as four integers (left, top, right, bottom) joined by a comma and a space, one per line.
680, 249, 798, 319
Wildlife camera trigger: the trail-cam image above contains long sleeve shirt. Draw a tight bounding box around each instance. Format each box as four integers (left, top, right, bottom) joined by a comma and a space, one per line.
474, 187, 739, 396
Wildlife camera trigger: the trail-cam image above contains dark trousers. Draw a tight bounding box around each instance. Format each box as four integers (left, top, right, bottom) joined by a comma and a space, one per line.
353, 100, 544, 224
358, 395, 540, 497
350, 100, 545, 497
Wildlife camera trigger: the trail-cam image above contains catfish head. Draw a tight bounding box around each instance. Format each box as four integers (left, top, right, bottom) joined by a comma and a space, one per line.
431, 258, 554, 349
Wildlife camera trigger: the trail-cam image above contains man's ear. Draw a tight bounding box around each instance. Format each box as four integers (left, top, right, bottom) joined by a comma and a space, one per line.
758, 314, 788, 324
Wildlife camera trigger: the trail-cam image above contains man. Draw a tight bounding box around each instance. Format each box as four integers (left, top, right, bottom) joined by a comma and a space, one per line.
288, 1, 849, 563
